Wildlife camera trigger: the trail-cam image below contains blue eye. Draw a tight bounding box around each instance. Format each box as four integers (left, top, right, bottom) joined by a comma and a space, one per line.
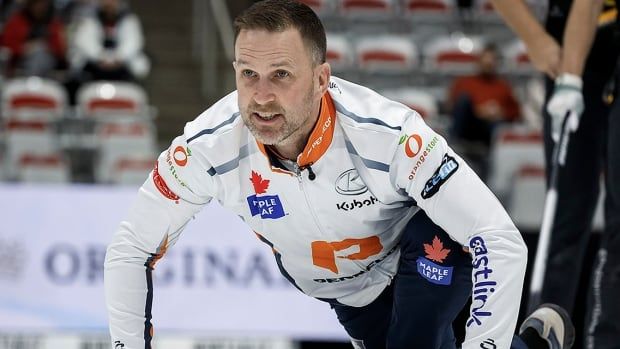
275, 70, 290, 78
242, 70, 256, 78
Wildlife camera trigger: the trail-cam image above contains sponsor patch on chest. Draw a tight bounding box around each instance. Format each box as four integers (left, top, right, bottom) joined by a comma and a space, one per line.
246, 171, 286, 219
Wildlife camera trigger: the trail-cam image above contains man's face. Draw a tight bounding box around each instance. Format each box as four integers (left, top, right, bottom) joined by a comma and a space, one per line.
478, 49, 498, 76
99, 0, 120, 16
29, 0, 50, 20
234, 28, 329, 147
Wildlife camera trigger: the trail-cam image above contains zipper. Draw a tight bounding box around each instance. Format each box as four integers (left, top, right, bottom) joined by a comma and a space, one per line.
293, 163, 303, 190
293, 163, 329, 241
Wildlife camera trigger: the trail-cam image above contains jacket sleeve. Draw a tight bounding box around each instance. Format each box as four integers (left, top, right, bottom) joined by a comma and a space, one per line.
70, 17, 101, 69
115, 15, 145, 62
104, 134, 215, 349
390, 112, 527, 349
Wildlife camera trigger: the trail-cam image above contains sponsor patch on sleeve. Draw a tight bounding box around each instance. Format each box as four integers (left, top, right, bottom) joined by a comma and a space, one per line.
153, 162, 180, 203
421, 154, 459, 199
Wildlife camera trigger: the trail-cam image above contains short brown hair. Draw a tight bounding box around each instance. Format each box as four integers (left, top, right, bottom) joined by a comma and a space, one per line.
233, 0, 326, 65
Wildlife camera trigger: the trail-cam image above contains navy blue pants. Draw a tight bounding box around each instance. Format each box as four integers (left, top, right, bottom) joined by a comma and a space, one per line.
330, 210, 530, 349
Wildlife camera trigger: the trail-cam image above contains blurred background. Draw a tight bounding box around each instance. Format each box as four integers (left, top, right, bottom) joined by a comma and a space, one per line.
0, 0, 604, 348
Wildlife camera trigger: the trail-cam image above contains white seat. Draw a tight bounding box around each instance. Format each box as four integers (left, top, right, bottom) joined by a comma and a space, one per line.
3, 120, 61, 180
381, 87, 438, 120
111, 157, 156, 185
1, 77, 67, 122
297, 0, 336, 15
502, 39, 534, 72
488, 126, 545, 202
326, 33, 355, 71
422, 33, 485, 73
508, 165, 605, 232
521, 77, 545, 131
507, 165, 546, 231
339, 0, 397, 17
94, 120, 157, 183
402, 0, 454, 16
355, 35, 418, 72
76, 81, 149, 121
17, 153, 70, 183
473, 0, 500, 18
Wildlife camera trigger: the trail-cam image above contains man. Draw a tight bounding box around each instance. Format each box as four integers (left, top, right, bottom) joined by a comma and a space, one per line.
490, 0, 620, 347
449, 44, 521, 147
448, 43, 521, 178
0, 0, 66, 77
70, 0, 150, 81
104, 1, 572, 348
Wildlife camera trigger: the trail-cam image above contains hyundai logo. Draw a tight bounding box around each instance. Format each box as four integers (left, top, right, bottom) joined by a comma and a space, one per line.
335, 169, 368, 195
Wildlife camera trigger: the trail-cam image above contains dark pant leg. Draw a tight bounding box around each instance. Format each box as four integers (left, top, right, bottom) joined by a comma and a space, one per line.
83, 61, 135, 81
330, 210, 472, 349
331, 284, 393, 349
585, 75, 620, 349
332, 210, 539, 349
387, 210, 473, 349
540, 70, 608, 314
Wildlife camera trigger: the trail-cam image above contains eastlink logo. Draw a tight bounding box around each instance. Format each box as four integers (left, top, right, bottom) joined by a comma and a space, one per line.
336, 196, 378, 211
480, 338, 496, 348
467, 236, 497, 327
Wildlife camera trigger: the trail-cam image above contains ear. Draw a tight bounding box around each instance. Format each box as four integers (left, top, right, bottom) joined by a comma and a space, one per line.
316, 62, 331, 95
232, 61, 238, 72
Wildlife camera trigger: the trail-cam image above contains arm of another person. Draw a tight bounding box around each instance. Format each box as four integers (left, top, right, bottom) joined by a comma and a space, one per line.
489, 0, 561, 78
546, 0, 604, 140
70, 17, 103, 66
104, 134, 215, 349
390, 112, 527, 349
560, 0, 605, 76
115, 14, 145, 62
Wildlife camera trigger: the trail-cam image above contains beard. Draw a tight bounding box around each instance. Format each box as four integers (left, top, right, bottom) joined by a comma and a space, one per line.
241, 85, 317, 146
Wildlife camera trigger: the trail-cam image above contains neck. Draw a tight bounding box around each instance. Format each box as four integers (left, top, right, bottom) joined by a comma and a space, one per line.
272, 116, 318, 161
271, 98, 322, 161
270, 141, 306, 161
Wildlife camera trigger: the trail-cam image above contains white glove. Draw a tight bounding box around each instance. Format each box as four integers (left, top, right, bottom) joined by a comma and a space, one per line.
546, 73, 584, 142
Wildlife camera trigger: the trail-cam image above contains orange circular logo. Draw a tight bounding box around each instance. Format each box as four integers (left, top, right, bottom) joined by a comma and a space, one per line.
404, 134, 423, 158
173, 146, 188, 166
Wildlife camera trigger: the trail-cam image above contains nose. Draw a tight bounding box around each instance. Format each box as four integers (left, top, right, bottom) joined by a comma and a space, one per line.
252, 78, 276, 106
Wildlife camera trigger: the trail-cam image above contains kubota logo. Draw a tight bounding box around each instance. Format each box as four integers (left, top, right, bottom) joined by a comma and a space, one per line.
400, 134, 423, 158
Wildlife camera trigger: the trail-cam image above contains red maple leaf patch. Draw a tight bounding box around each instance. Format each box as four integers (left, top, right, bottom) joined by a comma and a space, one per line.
424, 236, 451, 263
250, 171, 270, 194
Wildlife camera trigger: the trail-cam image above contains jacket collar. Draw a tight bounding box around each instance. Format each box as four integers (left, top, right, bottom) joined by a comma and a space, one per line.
256, 92, 336, 168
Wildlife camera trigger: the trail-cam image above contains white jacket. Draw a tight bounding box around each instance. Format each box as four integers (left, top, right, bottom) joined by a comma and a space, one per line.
104, 76, 527, 349
70, 12, 149, 78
